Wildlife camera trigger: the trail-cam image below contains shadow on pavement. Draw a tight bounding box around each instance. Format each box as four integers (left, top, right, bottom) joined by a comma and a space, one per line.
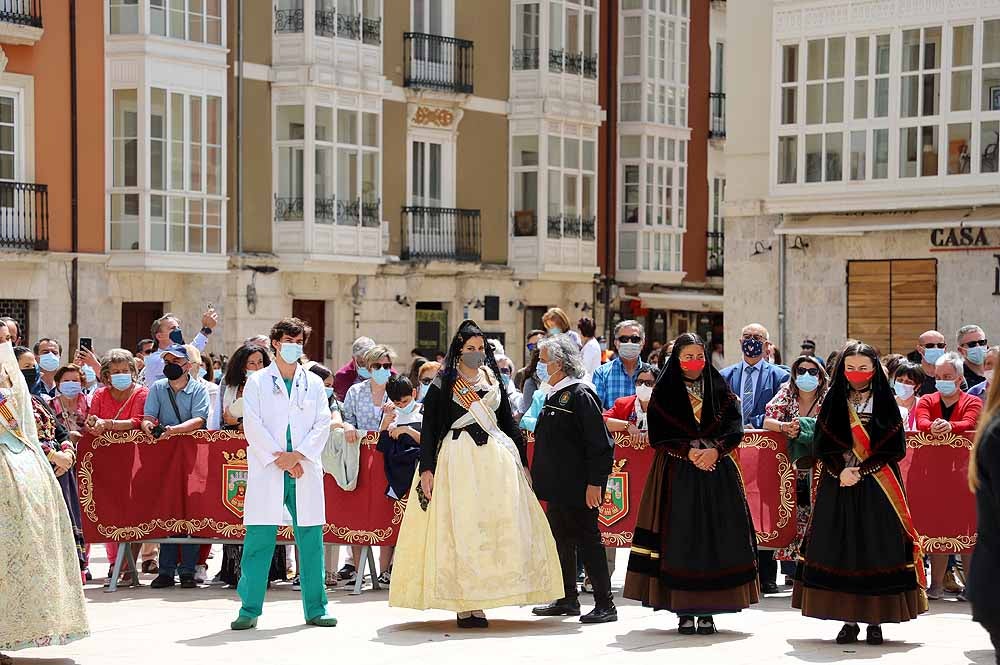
785, 637, 920, 662
373, 618, 581, 645
607, 628, 751, 652
177, 624, 310, 647
964, 650, 996, 664
8, 659, 79, 665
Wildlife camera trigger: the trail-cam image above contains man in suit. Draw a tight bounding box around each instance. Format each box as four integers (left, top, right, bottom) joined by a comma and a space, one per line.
721, 323, 790, 595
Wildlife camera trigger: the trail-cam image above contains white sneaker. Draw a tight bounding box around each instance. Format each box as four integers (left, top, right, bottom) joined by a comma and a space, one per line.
194, 565, 208, 583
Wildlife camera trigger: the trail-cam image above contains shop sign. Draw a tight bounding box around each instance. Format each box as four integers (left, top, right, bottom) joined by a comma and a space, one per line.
930, 227, 990, 249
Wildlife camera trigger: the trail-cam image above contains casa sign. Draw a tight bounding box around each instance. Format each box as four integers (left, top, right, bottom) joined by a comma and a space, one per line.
929, 227, 990, 248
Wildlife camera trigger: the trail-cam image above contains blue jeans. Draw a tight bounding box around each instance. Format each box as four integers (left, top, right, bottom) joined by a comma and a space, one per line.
159, 539, 199, 578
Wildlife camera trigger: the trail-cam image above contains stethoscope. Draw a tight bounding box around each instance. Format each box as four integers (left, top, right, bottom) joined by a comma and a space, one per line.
271, 371, 309, 410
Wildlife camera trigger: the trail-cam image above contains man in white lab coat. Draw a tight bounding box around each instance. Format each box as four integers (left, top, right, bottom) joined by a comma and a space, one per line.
231, 317, 337, 630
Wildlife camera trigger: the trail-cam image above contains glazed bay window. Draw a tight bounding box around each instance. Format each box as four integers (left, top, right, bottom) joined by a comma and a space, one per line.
774, 17, 1000, 187
149, 88, 223, 253
546, 134, 596, 239
276, 105, 305, 221
111, 0, 222, 44
513, 3, 540, 70
512, 135, 539, 236
618, 132, 685, 273
620, 0, 687, 127
111, 90, 140, 250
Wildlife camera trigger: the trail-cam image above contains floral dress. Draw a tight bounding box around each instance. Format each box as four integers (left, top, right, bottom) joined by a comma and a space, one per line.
763, 383, 825, 561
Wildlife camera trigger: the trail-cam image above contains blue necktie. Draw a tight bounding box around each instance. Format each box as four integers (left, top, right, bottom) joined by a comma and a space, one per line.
742, 365, 757, 424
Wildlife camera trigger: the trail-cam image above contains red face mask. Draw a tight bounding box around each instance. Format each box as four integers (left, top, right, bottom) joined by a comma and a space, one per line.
680, 358, 706, 374
844, 370, 875, 384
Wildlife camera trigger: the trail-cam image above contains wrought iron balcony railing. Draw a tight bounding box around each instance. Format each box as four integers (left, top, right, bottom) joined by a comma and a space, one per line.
315, 9, 335, 38
362, 17, 381, 45
548, 48, 564, 73
709, 92, 726, 139
274, 7, 303, 33
565, 52, 583, 75
0, 181, 48, 250
337, 12, 360, 40
0, 0, 42, 28
706, 230, 724, 277
583, 55, 598, 79
513, 47, 539, 71
402, 206, 481, 261
315, 196, 336, 223
404, 32, 474, 94
274, 196, 304, 221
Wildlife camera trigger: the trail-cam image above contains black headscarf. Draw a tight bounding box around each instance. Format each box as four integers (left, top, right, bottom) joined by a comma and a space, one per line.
648, 332, 741, 444
815, 341, 903, 457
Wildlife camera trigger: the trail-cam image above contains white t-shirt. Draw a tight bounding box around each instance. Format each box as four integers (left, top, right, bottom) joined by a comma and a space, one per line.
581, 337, 602, 377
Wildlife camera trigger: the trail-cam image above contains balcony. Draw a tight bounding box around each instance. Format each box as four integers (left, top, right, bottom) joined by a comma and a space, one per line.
274, 7, 304, 33
709, 92, 726, 139
510, 212, 598, 276
513, 47, 539, 71
546, 214, 596, 241
401, 206, 480, 262
272, 196, 382, 262
0, 181, 48, 251
404, 33, 474, 94
0, 0, 43, 45
707, 231, 724, 277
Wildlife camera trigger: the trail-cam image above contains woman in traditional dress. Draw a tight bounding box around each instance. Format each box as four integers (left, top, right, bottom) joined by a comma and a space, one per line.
624, 333, 758, 636
0, 328, 89, 663
968, 378, 1000, 663
390, 320, 562, 628
792, 342, 927, 645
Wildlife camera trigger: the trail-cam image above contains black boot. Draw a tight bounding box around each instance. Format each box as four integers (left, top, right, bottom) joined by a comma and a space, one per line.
836, 623, 861, 644
696, 617, 717, 635
678, 616, 696, 635
866, 625, 883, 645
532, 599, 581, 617
580, 604, 618, 624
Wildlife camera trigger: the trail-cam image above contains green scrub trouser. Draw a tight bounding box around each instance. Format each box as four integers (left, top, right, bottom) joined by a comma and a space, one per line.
237, 473, 327, 621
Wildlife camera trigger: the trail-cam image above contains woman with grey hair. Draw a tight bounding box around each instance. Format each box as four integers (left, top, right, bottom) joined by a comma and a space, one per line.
530, 334, 617, 624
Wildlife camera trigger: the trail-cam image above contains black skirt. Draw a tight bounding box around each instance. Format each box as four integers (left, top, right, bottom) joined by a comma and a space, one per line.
792, 462, 927, 624
624, 450, 760, 614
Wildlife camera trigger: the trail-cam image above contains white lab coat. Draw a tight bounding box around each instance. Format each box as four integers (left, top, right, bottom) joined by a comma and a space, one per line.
242, 362, 332, 527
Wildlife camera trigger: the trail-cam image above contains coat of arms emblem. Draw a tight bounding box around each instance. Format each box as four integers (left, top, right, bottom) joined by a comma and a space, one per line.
598, 458, 629, 527
222, 449, 249, 518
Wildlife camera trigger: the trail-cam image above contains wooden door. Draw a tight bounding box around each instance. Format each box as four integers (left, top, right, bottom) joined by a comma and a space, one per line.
847, 259, 937, 355
889, 259, 937, 355
121, 302, 164, 351
292, 299, 326, 364
847, 261, 891, 354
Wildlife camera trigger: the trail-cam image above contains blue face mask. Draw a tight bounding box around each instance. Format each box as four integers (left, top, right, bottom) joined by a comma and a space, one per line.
59, 381, 82, 397
548, 327, 562, 335
110, 373, 133, 391
279, 343, 303, 364
82, 365, 97, 385
923, 347, 945, 364
39, 352, 61, 372
245, 369, 258, 378
397, 400, 418, 415
794, 374, 819, 393
966, 344, 987, 366
501, 373, 511, 386
324, 386, 335, 399
357, 365, 371, 379
372, 368, 391, 385
418, 383, 430, 401
742, 338, 764, 359
169, 328, 185, 345
536, 363, 549, 382
198, 367, 208, 380
893, 381, 915, 400
214, 369, 223, 381
936, 379, 959, 397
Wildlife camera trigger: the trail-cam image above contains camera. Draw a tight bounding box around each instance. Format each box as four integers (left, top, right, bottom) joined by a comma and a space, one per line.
150, 423, 167, 439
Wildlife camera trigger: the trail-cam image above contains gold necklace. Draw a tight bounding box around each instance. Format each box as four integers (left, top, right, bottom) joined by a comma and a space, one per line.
848, 388, 871, 409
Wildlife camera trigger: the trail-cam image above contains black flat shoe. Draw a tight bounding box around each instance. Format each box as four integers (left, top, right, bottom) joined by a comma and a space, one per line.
456, 615, 489, 629
866, 625, 883, 645
836, 623, 860, 644
761, 582, 781, 595
678, 616, 696, 635
696, 617, 717, 635
580, 606, 618, 624
532, 601, 581, 617
149, 574, 175, 589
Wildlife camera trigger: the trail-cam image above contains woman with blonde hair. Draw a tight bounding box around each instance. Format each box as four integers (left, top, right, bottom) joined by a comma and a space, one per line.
968, 379, 1000, 663
542, 308, 572, 337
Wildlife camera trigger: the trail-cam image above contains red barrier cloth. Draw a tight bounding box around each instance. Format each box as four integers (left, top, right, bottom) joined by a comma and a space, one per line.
78, 430, 975, 552
898, 432, 977, 554
76, 431, 404, 545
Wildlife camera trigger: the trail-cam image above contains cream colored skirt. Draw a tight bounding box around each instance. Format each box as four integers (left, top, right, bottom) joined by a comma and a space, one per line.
389, 431, 562, 613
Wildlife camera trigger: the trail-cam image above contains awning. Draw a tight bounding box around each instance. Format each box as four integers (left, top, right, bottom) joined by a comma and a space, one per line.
774, 206, 1000, 236
638, 291, 724, 312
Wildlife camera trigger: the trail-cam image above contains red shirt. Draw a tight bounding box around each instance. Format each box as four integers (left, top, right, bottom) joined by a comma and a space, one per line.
913, 391, 983, 433
603, 394, 639, 422
89, 385, 149, 430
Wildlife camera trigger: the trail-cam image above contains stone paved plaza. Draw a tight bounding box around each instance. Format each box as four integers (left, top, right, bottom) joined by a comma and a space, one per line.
10, 549, 995, 665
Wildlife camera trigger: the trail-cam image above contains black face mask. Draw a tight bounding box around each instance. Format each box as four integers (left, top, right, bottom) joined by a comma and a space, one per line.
163, 363, 185, 381
21, 367, 38, 385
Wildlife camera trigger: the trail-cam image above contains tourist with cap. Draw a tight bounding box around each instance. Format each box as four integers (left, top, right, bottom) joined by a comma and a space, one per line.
800, 339, 824, 367
140, 343, 210, 590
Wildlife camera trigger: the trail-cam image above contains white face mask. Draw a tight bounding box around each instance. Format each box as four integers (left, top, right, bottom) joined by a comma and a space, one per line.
619, 342, 642, 360
635, 385, 654, 402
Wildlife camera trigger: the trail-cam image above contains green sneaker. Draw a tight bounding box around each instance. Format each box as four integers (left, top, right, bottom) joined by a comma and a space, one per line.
306, 615, 338, 627
230, 616, 258, 631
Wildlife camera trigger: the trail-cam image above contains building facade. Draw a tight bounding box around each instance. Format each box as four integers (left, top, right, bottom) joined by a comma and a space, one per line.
726, 0, 1000, 362
0, 1, 728, 374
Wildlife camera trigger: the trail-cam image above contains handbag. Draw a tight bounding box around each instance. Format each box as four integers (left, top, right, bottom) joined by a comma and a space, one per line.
787, 416, 817, 469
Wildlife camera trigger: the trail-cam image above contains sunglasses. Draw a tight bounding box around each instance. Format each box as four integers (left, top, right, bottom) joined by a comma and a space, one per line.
419, 377, 433, 386
796, 367, 819, 376
370, 363, 393, 371
963, 339, 989, 348
635, 380, 656, 387
140, 349, 154, 356
499, 367, 513, 375
923, 342, 946, 349
526, 343, 538, 352
618, 335, 642, 344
